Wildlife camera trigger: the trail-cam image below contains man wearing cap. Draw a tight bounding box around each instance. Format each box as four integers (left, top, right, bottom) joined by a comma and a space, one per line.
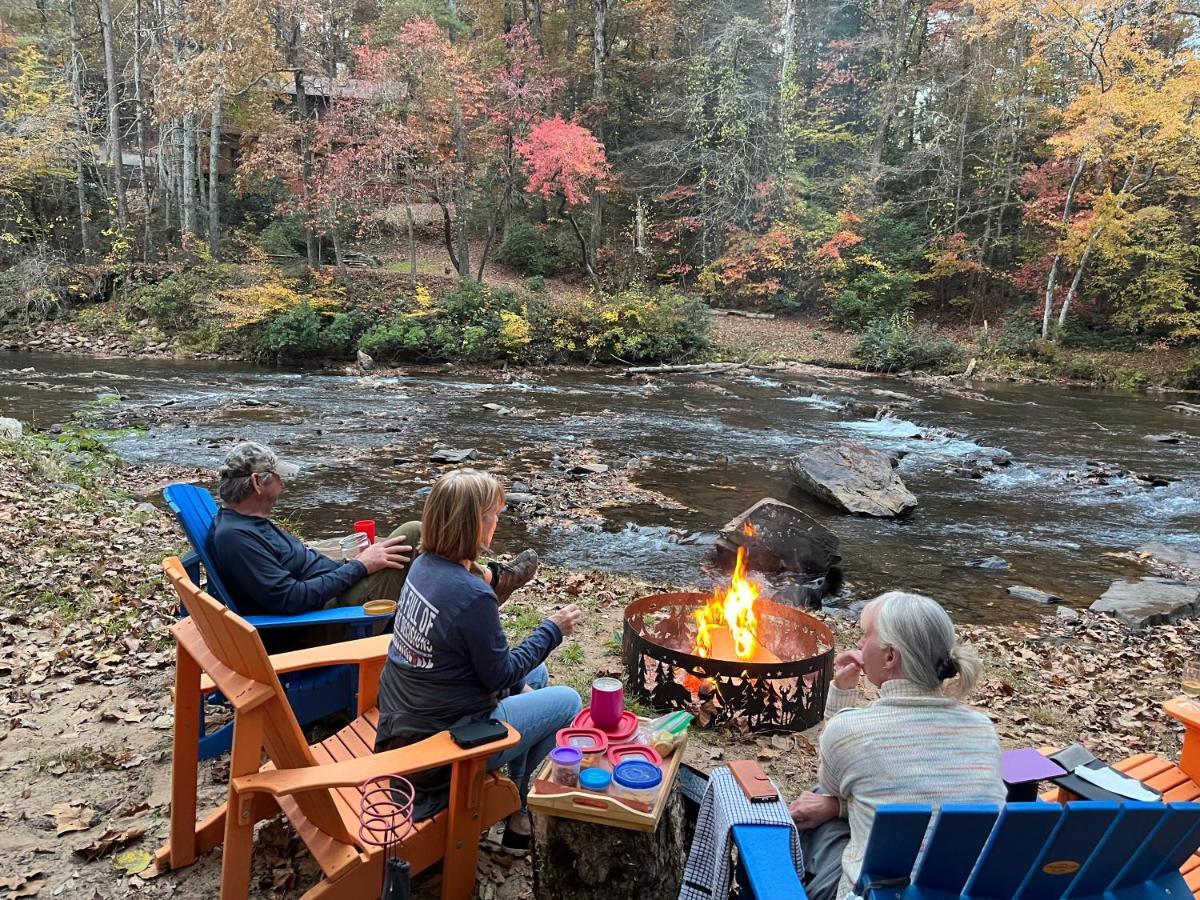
207, 442, 537, 638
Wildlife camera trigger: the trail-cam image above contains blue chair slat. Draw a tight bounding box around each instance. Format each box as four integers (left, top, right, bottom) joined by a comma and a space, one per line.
1064, 804, 1165, 899
961, 803, 1061, 899
1018, 802, 1121, 899
1151, 802, 1200, 881
856, 805, 931, 896
731, 825, 807, 900
161, 482, 362, 759
910, 805, 999, 896
1110, 803, 1200, 893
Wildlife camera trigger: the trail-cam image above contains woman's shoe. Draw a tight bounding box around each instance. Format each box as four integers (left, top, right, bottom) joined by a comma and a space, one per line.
499, 822, 532, 857
492, 549, 539, 603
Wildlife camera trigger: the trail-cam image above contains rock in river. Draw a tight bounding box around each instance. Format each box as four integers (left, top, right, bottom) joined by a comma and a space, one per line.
789, 441, 917, 517
716, 497, 841, 575
1090, 577, 1200, 629
1006, 585, 1062, 605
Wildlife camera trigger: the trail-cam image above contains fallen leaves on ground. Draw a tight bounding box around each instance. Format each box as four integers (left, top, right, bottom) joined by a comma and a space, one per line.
73, 827, 145, 863
47, 804, 95, 837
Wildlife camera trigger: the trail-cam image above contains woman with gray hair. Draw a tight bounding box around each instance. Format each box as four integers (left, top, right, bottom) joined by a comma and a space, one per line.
789, 591, 1004, 900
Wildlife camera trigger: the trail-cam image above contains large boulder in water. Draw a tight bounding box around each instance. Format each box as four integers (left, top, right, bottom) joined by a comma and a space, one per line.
1090, 577, 1200, 629
715, 498, 840, 575
788, 441, 917, 518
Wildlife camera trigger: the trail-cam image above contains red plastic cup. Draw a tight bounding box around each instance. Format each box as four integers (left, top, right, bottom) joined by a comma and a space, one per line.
590, 677, 624, 732
353, 520, 377, 545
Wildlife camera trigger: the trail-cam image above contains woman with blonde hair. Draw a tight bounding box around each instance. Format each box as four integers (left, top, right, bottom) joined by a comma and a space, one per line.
789, 591, 1004, 900
375, 468, 582, 856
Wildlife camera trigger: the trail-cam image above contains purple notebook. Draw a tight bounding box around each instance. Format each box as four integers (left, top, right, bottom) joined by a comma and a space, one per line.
1002, 748, 1067, 785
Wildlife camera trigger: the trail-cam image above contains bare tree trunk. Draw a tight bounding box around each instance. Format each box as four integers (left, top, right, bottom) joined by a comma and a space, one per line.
290, 65, 320, 269
562, 199, 600, 290
134, 0, 153, 259
868, 0, 916, 193
67, 0, 91, 257
1057, 163, 1137, 330
331, 225, 348, 278
208, 88, 223, 258
779, 0, 797, 108
182, 113, 196, 237
405, 199, 417, 288
477, 143, 515, 282
453, 110, 471, 279
195, 130, 207, 226
1041, 155, 1086, 338
566, 0, 578, 114
590, 0, 606, 256
99, 0, 128, 227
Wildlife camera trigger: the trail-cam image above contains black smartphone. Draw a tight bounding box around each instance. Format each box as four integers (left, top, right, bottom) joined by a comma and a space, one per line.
449, 718, 509, 749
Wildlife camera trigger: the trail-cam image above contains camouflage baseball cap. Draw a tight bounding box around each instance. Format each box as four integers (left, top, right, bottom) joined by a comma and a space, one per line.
219, 441, 300, 479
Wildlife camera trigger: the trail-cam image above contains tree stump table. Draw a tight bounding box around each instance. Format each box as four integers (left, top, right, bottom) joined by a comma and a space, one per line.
531, 785, 691, 899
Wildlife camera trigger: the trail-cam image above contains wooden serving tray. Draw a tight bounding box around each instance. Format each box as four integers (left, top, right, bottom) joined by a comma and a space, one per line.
526, 723, 688, 833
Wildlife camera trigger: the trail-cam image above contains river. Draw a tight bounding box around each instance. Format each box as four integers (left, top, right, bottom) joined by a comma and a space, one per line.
2, 350, 1197, 625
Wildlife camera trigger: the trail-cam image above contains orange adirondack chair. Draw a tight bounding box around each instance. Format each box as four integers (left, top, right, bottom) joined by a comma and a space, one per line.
153, 556, 522, 899
1041, 699, 1200, 897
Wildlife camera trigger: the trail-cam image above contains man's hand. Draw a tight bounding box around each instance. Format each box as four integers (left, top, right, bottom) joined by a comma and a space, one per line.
549, 604, 582, 637
789, 791, 840, 830
358, 537, 413, 574
833, 649, 864, 690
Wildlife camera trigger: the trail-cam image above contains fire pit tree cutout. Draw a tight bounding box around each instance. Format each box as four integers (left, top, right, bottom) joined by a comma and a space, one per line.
623, 544, 834, 733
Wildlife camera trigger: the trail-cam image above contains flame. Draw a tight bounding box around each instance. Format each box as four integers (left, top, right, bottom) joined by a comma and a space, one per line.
693, 545, 760, 661
742, 521, 756, 537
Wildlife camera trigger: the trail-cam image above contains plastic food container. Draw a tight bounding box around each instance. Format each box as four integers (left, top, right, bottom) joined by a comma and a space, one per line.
555, 727, 609, 768
579, 767, 612, 794
608, 743, 663, 768
612, 760, 662, 806
549, 746, 583, 788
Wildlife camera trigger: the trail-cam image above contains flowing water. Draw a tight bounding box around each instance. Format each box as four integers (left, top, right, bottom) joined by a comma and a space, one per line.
3, 350, 1198, 625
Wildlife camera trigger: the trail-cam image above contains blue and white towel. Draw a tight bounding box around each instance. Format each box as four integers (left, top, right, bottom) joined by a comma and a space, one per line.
679, 766, 804, 900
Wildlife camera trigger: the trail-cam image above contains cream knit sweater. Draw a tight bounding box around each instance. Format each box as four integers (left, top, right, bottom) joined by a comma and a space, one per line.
819, 678, 1006, 899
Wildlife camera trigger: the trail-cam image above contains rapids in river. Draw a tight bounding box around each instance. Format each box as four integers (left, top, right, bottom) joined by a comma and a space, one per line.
2, 350, 1197, 625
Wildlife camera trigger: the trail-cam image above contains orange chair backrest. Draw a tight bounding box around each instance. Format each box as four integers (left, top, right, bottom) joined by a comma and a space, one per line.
163, 557, 356, 845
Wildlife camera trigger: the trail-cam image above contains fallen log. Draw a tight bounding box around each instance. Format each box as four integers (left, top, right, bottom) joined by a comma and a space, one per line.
712, 308, 776, 319
622, 362, 745, 377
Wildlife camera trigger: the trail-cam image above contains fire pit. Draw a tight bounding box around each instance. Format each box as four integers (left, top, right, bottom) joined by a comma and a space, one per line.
623, 546, 835, 733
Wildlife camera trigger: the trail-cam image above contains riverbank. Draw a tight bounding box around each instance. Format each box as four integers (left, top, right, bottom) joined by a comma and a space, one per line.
6, 294, 1198, 394
0, 427, 1197, 898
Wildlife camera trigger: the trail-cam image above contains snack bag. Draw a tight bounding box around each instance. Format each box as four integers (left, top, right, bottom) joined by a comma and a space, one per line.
635, 710, 692, 758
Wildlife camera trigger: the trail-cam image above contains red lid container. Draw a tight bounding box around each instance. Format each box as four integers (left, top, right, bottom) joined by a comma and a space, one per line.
556, 727, 609, 754
608, 743, 663, 768
573, 708, 639, 741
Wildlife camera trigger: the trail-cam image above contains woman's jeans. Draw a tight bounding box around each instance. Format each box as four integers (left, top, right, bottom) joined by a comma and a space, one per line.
488, 663, 582, 808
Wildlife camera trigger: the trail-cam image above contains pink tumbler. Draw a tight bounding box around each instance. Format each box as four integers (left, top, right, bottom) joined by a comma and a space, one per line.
590, 677, 624, 731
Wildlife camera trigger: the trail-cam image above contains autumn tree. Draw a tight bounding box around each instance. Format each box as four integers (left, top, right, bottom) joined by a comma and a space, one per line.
515, 115, 609, 288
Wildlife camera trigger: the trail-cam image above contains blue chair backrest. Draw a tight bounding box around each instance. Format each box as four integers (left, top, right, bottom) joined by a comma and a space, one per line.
162, 483, 243, 615
856, 801, 1200, 899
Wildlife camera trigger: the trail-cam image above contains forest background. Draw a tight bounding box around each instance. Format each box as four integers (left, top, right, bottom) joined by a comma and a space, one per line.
3, 0, 1200, 384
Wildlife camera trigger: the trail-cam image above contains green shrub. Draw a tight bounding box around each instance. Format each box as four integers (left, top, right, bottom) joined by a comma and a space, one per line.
498, 221, 551, 275
580, 286, 711, 363
855, 315, 963, 373
257, 303, 323, 359
321, 310, 373, 356
120, 262, 246, 333
988, 320, 1051, 360
497, 220, 578, 276
525, 275, 547, 293
1178, 354, 1200, 391
257, 220, 305, 258
828, 261, 918, 328
1061, 355, 1101, 382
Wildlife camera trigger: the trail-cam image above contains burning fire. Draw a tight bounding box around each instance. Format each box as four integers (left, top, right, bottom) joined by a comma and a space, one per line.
693, 544, 761, 661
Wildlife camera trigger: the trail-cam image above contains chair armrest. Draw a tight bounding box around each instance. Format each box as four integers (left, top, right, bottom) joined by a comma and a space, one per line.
232, 726, 520, 797
732, 824, 807, 900
200, 635, 390, 694
1165, 698, 1200, 783
245, 605, 384, 630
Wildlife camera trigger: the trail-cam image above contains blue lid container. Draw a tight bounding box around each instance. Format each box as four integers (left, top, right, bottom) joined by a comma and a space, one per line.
613, 760, 662, 791
579, 767, 612, 792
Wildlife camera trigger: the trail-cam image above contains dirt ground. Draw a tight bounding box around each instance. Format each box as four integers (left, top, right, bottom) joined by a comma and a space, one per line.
2, 422, 1198, 900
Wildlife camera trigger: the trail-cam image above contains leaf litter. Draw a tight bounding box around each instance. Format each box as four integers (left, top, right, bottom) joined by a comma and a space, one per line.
1, 429, 1198, 898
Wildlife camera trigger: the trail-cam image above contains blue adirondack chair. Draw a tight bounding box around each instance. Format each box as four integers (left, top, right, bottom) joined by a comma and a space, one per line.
163, 483, 381, 759
731, 800, 1200, 900
861, 800, 1200, 899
